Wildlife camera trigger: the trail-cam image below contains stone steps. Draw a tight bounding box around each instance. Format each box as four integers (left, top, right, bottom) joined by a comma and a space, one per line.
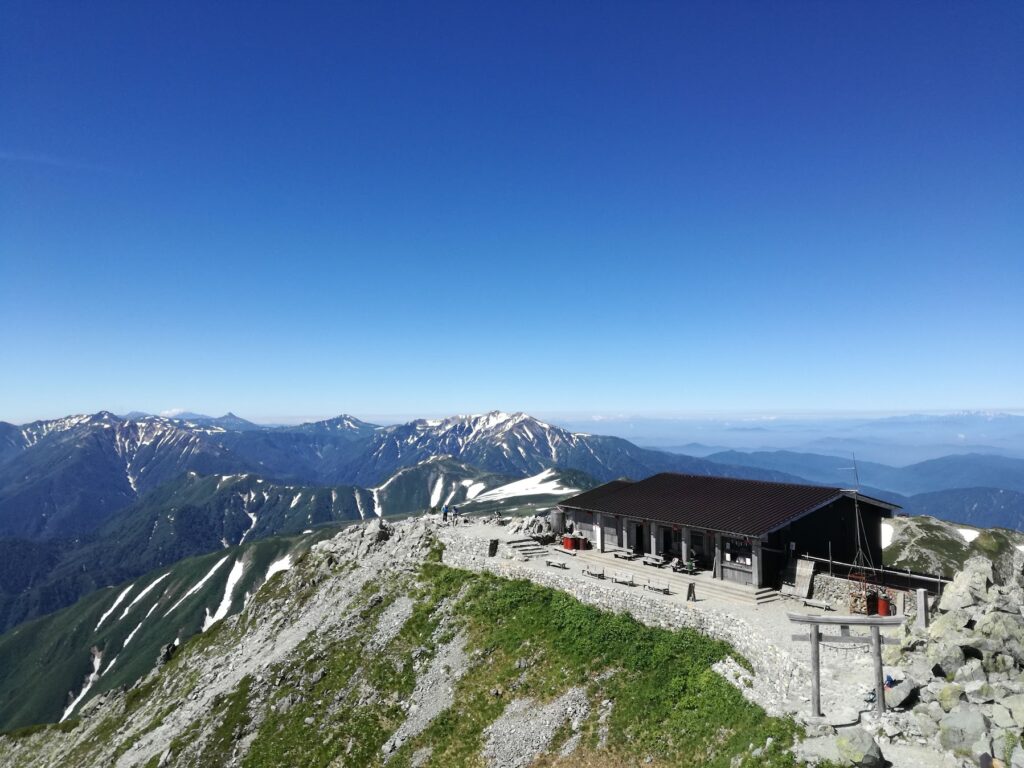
506, 538, 550, 558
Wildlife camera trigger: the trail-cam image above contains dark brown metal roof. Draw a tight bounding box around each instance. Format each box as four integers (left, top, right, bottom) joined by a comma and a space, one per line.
559, 473, 897, 537
557, 479, 634, 511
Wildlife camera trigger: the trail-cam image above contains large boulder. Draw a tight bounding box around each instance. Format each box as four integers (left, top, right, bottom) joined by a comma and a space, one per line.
989, 702, 1015, 729
834, 727, 885, 768
989, 582, 1024, 613
976, 612, 1024, 645
929, 642, 966, 679
954, 659, 988, 684
884, 675, 919, 709
931, 609, 973, 637
938, 704, 989, 757
964, 680, 996, 704
1002, 693, 1024, 727
939, 557, 994, 612
937, 682, 965, 712
983, 652, 1017, 677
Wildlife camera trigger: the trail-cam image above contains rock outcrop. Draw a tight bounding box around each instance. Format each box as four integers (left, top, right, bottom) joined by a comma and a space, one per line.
886, 553, 1024, 766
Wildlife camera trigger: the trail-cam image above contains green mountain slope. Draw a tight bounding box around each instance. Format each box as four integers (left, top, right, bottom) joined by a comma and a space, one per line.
0, 530, 334, 732
0, 460, 583, 634
0, 473, 364, 634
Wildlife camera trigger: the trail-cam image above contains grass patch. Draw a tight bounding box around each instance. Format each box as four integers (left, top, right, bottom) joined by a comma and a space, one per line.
390, 565, 800, 768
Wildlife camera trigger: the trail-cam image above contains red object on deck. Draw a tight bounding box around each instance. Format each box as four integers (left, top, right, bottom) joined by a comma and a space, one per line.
877, 596, 891, 616
563, 535, 575, 550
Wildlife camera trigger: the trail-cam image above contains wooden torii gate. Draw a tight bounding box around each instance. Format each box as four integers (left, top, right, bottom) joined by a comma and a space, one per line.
787, 612, 904, 717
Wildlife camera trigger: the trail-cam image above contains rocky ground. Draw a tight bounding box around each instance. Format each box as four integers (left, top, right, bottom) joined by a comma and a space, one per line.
876, 554, 1024, 767
0, 513, 1011, 768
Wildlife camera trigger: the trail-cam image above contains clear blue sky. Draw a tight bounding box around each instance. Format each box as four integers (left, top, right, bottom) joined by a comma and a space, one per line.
1, 2, 1022, 424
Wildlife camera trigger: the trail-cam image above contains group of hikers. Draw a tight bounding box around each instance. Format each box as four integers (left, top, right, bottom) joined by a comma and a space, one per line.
441, 504, 461, 523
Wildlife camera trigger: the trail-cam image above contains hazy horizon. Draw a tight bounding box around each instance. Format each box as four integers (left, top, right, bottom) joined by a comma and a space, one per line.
6, 405, 1024, 428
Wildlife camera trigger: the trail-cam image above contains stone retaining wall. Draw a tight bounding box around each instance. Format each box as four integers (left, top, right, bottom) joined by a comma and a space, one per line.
440, 532, 801, 717
810, 572, 918, 620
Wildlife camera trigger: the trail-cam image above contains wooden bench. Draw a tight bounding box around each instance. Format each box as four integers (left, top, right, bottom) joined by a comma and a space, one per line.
673, 562, 699, 575
613, 552, 639, 561
545, 559, 569, 570
801, 598, 834, 611
611, 571, 635, 586
642, 557, 667, 568
645, 579, 670, 595
583, 565, 605, 580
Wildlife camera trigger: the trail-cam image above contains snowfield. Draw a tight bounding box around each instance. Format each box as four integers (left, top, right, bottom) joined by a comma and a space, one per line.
202, 559, 245, 632
264, 554, 293, 581
880, 521, 894, 549
957, 527, 980, 543
165, 555, 230, 616
470, 469, 578, 502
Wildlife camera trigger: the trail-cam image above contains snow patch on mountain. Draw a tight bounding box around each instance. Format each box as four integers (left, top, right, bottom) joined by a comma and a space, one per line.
958, 527, 980, 543
430, 477, 445, 508
95, 584, 134, 631
165, 555, 231, 616
880, 521, 894, 549
119, 573, 170, 621
265, 554, 293, 582
471, 469, 579, 502
202, 559, 245, 632
123, 603, 159, 648
60, 650, 103, 723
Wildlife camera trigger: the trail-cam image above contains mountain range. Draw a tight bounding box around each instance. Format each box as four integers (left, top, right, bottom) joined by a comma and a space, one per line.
0, 410, 794, 542
0, 458, 586, 634
0, 407, 1022, 738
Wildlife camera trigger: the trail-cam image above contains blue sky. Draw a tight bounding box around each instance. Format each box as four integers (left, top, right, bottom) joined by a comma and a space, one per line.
1, 2, 1022, 424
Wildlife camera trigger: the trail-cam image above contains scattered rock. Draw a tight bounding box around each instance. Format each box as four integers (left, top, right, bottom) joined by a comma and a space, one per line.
884, 675, 919, 709
156, 643, 177, 668
929, 643, 966, 680
834, 726, 884, 768
481, 687, 590, 768
938, 704, 989, 755
954, 659, 988, 684
938, 683, 966, 713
